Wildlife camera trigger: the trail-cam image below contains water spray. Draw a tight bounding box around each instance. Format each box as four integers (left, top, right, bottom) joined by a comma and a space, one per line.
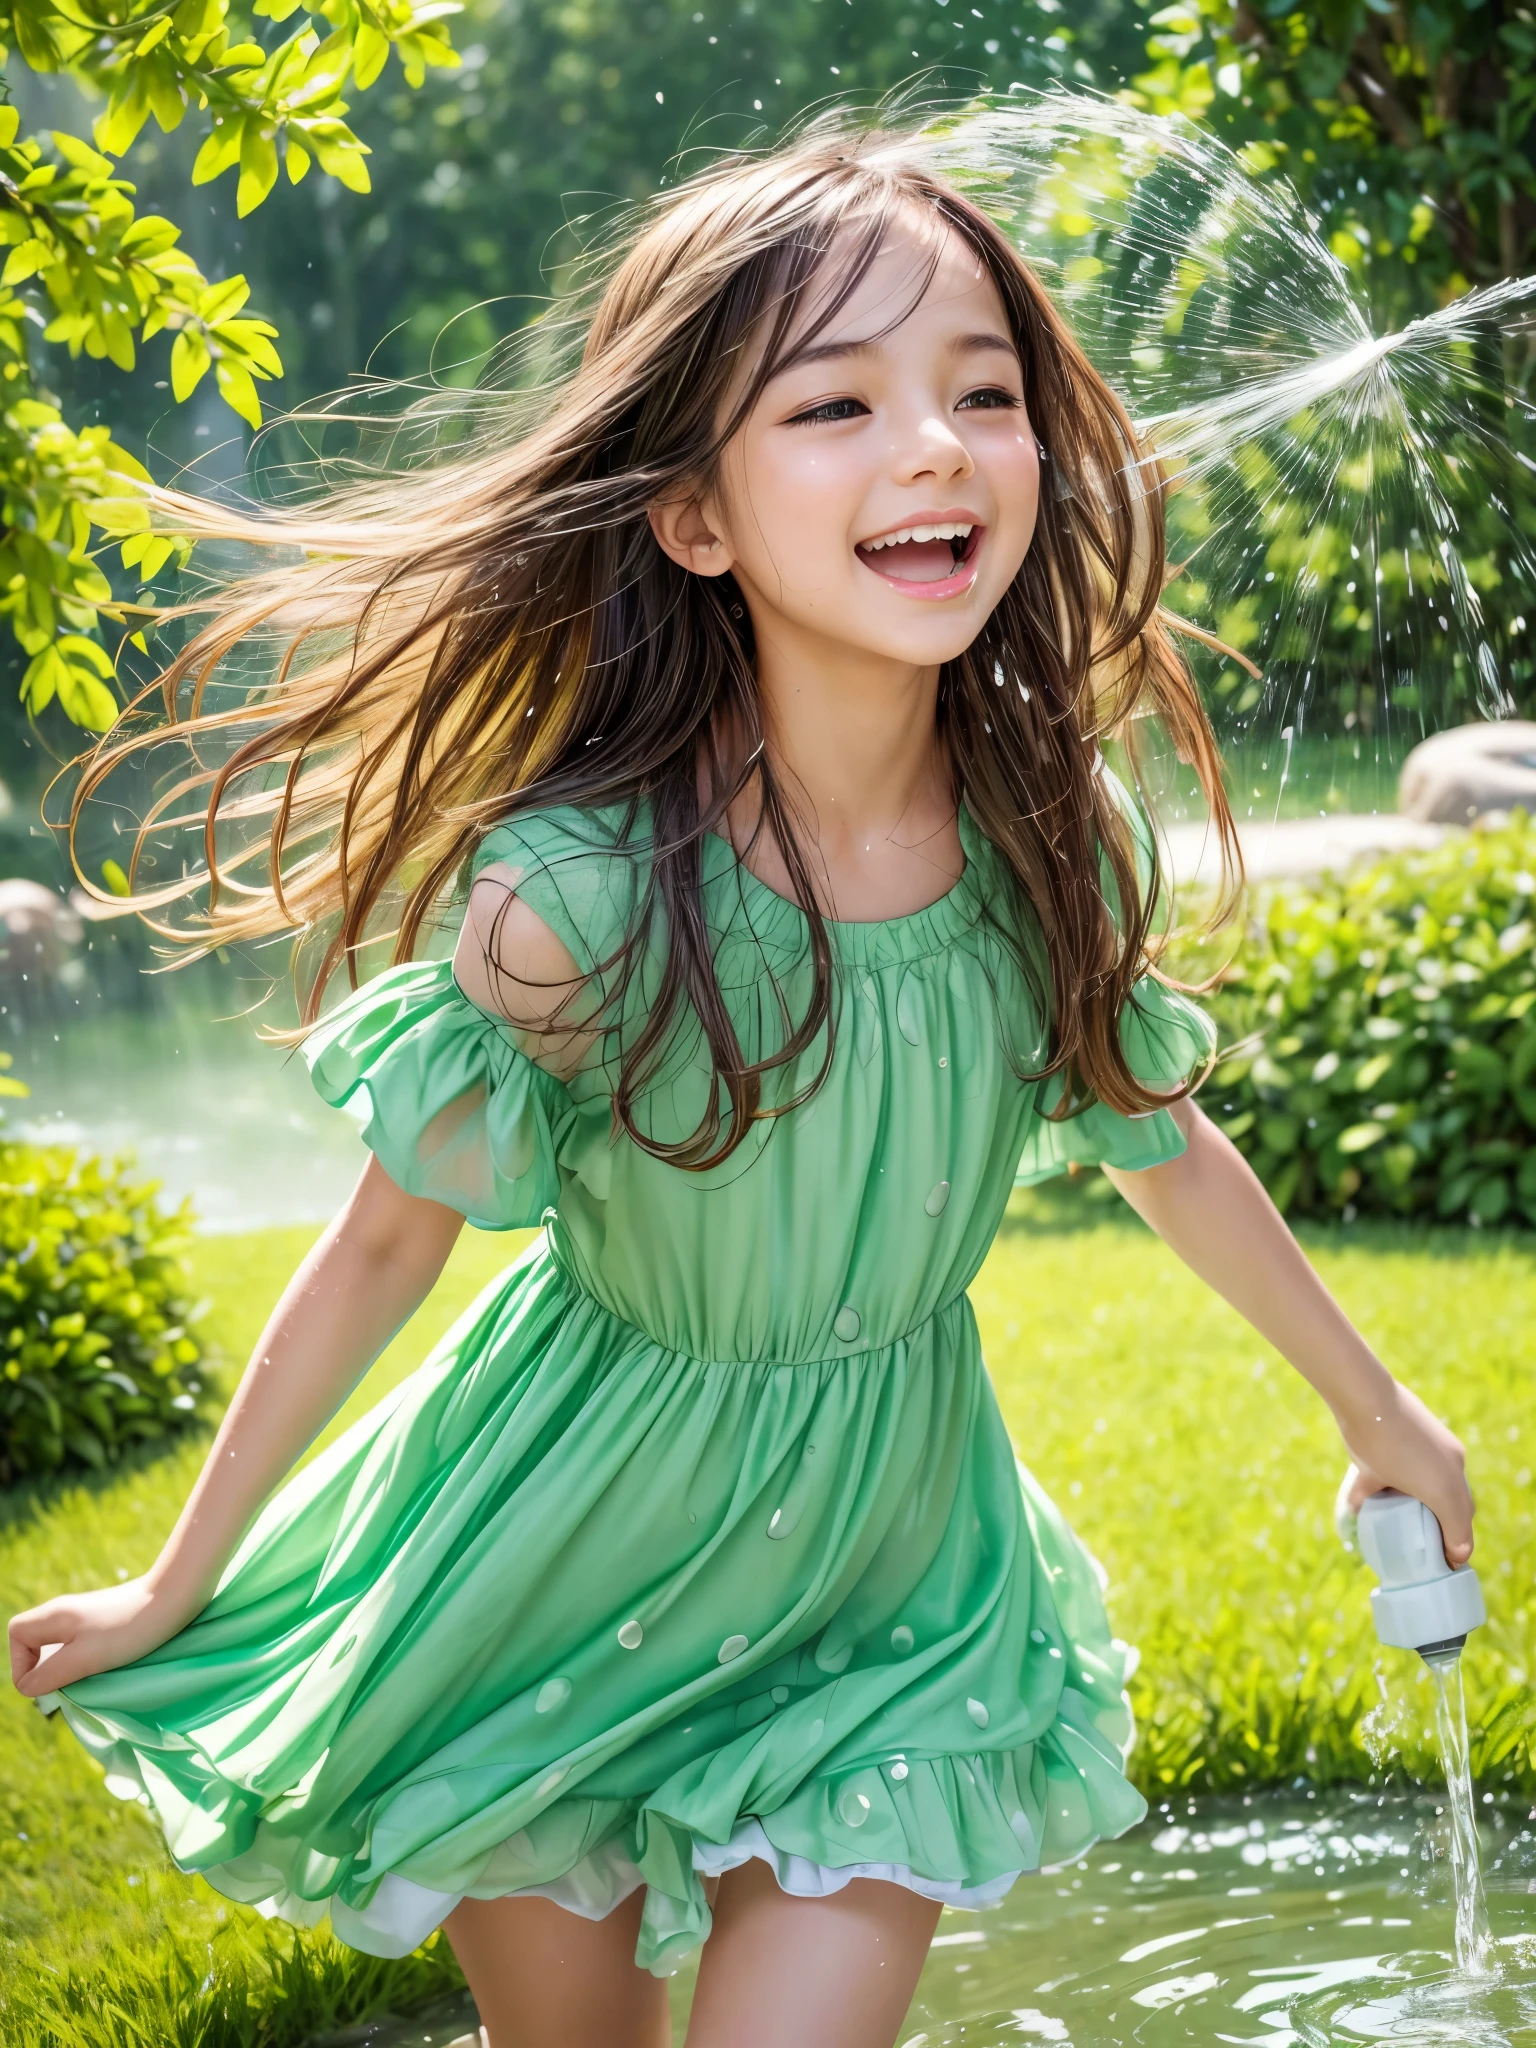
1339, 1484, 1486, 1668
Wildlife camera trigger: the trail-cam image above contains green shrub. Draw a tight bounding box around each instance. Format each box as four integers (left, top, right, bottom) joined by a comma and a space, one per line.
0, 1144, 205, 1485
1197, 816, 1536, 1225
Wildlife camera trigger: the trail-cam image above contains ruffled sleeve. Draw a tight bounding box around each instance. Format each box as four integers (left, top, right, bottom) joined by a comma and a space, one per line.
1015, 974, 1216, 1185
1016, 762, 1216, 1184
304, 958, 575, 1230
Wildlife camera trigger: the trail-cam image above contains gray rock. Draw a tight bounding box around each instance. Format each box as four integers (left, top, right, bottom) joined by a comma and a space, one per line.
1398, 721, 1536, 824
0, 878, 83, 978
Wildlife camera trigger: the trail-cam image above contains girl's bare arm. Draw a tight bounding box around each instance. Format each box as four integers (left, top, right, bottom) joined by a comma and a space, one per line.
9, 1157, 464, 1696
1104, 1098, 1473, 1563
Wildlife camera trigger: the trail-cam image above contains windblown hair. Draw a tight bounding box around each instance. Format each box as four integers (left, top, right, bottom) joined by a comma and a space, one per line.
72, 109, 1239, 1168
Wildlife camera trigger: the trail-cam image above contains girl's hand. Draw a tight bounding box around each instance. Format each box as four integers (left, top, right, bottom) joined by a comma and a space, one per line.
1337, 1379, 1474, 1567
9, 1578, 195, 1698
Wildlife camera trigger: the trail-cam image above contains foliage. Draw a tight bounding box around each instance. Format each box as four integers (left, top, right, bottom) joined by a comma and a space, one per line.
3, 1906, 467, 2048
1, 0, 459, 734
1131, 0, 1534, 299
0, 1140, 205, 1483
1193, 817, 1536, 1228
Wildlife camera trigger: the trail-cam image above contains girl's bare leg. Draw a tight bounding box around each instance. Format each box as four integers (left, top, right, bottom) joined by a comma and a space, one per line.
443, 1889, 671, 2048
685, 1859, 940, 2048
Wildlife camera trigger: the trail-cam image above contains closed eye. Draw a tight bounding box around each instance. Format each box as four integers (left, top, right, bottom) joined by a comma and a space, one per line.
784, 396, 870, 427
957, 386, 1022, 412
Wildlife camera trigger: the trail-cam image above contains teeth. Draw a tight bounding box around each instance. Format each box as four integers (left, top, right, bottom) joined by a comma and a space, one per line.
861, 522, 974, 552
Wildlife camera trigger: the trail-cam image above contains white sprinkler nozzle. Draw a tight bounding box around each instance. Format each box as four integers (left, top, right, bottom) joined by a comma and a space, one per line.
1353, 1489, 1485, 1667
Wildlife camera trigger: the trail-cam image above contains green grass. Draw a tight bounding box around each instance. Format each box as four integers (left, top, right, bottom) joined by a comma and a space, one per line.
2, 1202, 1533, 2043
983, 1184, 1535, 1797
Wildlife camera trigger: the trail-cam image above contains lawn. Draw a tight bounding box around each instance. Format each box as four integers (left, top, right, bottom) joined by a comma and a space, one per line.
1, 1196, 1532, 2044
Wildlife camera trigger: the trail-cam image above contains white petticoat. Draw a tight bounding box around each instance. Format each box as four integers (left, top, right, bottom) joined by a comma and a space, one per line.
257, 1823, 1023, 1961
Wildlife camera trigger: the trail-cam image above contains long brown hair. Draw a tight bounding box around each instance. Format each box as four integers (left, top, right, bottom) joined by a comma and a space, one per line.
71, 108, 1239, 1167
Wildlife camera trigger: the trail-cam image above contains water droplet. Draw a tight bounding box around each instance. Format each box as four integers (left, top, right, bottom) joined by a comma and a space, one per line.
938, 1055, 948, 1068
967, 1697, 990, 1728
924, 1180, 950, 1217
718, 1634, 749, 1663
838, 1787, 872, 1829
890, 1759, 909, 1782
536, 1768, 566, 1796
688, 1511, 697, 1524
771, 1685, 790, 1705
805, 1442, 817, 1457
890, 1624, 915, 1655
535, 1677, 571, 1714
833, 1305, 861, 1342
1048, 1645, 1063, 1660
617, 1619, 644, 1650
1030, 1628, 1047, 1644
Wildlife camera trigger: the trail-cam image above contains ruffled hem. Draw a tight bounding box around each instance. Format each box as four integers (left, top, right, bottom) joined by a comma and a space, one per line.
245, 1820, 1022, 1961
40, 1687, 1144, 1975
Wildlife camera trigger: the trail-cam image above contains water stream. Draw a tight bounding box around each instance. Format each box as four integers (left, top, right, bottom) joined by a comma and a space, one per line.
1428, 1660, 1494, 1979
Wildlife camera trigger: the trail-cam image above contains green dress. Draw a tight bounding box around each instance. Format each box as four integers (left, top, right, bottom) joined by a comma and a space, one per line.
47, 800, 1213, 1976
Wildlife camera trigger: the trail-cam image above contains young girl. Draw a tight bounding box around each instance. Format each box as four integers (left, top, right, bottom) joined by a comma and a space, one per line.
11, 120, 1472, 2048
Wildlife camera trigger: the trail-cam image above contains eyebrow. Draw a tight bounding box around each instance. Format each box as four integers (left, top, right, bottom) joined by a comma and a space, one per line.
770, 330, 1020, 380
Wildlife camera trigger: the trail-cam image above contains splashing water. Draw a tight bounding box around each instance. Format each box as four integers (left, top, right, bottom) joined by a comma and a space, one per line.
913, 93, 1536, 758
1429, 1659, 1494, 1978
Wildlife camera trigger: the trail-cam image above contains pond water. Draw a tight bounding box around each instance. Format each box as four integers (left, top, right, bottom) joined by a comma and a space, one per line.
5, 961, 365, 1230
311, 1787, 1536, 2048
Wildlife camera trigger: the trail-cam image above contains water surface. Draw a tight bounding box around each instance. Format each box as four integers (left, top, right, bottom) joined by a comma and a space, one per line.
313, 1788, 1536, 2048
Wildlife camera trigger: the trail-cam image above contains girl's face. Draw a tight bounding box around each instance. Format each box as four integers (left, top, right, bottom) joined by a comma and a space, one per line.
656, 216, 1040, 674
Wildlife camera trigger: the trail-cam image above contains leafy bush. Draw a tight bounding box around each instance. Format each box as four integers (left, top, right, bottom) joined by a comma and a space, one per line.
1198, 816, 1536, 1225
0, 1143, 205, 1484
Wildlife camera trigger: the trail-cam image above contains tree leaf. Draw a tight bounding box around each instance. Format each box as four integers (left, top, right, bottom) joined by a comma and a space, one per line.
95, 77, 152, 156
170, 326, 211, 400
2, 239, 53, 287
20, 645, 65, 715
192, 119, 244, 186
198, 274, 250, 323
353, 23, 390, 89
118, 214, 182, 258
214, 356, 262, 428
58, 634, 115, 676
51, 129, 114, 177
236, 126, 279, 216
57, 664, 119, 730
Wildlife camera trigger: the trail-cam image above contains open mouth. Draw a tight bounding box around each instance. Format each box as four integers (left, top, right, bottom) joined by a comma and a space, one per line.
855, 521, 982, 593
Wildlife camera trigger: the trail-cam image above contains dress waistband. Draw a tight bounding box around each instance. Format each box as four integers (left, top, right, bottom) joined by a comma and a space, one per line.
539, 1212, 970, 1369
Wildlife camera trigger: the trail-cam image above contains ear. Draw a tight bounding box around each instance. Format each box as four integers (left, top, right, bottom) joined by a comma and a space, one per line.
647, 497, 735, 578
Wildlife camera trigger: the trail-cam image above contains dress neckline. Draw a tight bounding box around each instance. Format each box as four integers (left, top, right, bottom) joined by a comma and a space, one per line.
702, 806, 991, 967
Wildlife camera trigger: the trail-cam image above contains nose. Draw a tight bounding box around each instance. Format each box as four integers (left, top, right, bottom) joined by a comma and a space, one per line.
890, 409, 975, 487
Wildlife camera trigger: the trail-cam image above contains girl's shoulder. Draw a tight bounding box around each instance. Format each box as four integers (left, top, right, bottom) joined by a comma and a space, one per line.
470, 798, 650, 977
